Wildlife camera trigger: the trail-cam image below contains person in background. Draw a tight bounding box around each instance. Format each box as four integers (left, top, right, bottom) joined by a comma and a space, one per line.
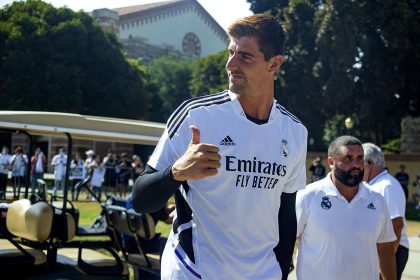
11, 146, 28, 199
395, 164, 409, 200
103, 150, 117, 197
83, 149, 95, 200
70, 152, 84, 200
132, 154, 144, 182
30, 147, 46, 195
363, 143, 409, 280
132, 14, 307, 280
309, 156, 326, 182
0, 146, 11, 200
51, 147, 67, 197
117, 152, 131, 199
413, 174, 420, 210
90, 156, 105, 202
296, 136, 396, 280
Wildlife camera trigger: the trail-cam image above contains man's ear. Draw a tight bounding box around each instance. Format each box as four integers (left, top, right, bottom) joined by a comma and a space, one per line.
327, 156, 334, 169
269, 55, 284, 73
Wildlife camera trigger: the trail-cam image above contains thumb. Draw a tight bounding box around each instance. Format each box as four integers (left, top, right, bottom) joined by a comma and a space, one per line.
189, 125, 201, 145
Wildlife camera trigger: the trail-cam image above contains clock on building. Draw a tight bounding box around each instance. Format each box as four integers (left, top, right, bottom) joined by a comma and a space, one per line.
182, 32, 201, 56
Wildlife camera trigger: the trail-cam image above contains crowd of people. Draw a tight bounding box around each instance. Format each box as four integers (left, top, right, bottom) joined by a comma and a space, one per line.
0, 145, 146, 201
67, 149, 145, 201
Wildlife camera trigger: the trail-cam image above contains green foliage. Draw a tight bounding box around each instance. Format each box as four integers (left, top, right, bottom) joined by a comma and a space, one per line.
148, 54, 193, 122
247, 0, 420, 150
0, 0, 150, 120
381, 138, 401, 155
322, 114, 347, 145
189, 50, 228, 97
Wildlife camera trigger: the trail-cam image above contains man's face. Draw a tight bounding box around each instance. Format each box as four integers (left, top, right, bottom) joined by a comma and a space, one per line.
226, 36, 278, 96
330, 145, 364, 187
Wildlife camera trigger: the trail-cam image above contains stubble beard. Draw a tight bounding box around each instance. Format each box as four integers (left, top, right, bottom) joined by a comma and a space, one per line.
229, 80, 251, 97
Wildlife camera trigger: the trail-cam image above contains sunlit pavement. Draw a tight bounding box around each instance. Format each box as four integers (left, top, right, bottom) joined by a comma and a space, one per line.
403, 236, 420, 280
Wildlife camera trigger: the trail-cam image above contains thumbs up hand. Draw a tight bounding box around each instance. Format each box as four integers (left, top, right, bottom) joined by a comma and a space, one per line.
171, 126, 221, 181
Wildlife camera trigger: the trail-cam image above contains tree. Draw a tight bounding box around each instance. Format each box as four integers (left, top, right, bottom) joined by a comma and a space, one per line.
247, 0, 420, 149
189, 50, 228, 97
148, 54, 193, 122
0, 0, 150, 120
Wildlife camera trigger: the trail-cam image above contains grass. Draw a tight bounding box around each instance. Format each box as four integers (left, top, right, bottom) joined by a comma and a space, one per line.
73, 199, 420, 238
73, 198, 173, 237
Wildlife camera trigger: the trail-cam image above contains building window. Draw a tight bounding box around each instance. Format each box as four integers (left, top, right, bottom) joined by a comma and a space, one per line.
182, 32, 201, 56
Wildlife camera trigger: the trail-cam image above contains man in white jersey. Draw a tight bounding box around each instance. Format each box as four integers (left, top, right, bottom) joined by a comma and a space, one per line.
131, 14, 307, 279
363, 142, 409, 280
296, 136, 396, 280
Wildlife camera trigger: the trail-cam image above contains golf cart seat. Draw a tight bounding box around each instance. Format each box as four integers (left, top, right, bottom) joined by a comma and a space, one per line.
0, 199, 53, 266
105, 205, 160, 279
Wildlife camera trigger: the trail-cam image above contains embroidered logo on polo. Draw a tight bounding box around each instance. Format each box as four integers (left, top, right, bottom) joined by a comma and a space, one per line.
367, 203, 376, 210
281, 139, 288, 158
321, 196, 332, 210
220, 135, 236, 146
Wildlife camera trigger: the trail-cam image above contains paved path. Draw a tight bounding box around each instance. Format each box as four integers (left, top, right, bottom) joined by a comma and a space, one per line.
288, 236, 420, 280
403, 236, 420, 280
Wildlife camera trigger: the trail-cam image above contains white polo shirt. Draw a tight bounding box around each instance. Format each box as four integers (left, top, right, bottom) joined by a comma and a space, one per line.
149, 90, 308, 279
368, 170, 409, 249
296, 174, 396, 280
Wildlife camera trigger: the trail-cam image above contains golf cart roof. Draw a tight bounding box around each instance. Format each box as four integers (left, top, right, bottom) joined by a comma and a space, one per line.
0, 111, 165, 145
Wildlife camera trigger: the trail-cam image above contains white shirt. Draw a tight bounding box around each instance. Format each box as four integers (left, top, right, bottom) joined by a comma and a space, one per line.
51, 153, 67, 180
11, 153, 28, 177
0, 153, 11, 175
296, 174, 396, 280
368, 170, 409, 249
70, 159, 84, 180
35, 153, 44, 173
149, 91, 308, 279
91, 164, 105, 187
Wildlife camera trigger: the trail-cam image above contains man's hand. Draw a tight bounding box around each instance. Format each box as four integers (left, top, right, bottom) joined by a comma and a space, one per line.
171, 126, 221, 181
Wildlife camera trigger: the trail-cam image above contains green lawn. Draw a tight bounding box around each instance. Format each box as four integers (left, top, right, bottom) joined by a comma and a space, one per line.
74, 200, 420, 238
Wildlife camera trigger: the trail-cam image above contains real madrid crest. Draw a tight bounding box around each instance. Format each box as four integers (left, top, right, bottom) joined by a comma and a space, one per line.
281, 139, 288, 158
321, 196, 332, 210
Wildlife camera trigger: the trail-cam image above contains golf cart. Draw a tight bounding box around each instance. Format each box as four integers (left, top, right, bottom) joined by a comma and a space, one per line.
0, 111, 164, 278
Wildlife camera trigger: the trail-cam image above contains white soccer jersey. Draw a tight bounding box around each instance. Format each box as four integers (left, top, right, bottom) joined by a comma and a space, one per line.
149, 90, 308, 280
296, 174, 396, 280
368, 170, 409, 249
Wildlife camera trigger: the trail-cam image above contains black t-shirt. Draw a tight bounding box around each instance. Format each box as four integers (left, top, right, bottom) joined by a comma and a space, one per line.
395, 172, 409, 187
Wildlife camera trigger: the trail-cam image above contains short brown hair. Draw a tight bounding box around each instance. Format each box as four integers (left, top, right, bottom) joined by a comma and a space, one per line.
227, 13, 286, 60
328, 136, 362, 158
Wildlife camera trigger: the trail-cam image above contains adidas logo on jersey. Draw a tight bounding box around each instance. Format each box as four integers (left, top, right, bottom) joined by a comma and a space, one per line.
367, 203, 376, 210
220, 136, 236, 146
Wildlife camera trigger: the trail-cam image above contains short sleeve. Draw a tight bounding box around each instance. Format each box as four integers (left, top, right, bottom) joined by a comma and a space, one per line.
148, 112, 194, 171
377, 201, 397, 243
383, 183, 406, 220
296, 189, 309, 238
283, 129, 308, 193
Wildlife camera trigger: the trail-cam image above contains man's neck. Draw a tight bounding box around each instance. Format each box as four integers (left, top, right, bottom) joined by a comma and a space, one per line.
368, 167, 385, 183
237, 92, 274, 120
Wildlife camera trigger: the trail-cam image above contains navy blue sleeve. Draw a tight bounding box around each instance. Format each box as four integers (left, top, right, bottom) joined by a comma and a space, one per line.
274, 191, 297, 280
131, 164, 181, 213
